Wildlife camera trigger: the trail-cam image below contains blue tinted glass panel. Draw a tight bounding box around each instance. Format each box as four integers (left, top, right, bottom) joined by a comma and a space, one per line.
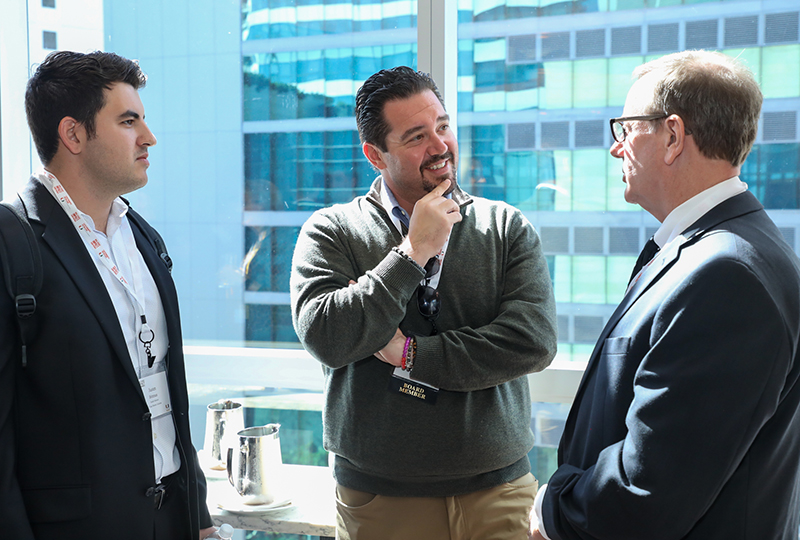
467, 124, 506, 200
245, 131, 367, 211
243, 0, 415, 39
244, 226, 301, 293
758, 144, 800, 210
244, 45, 416, 121
245, 133, 274, 211
298, 132, 326, 211
245, 304, 299, 343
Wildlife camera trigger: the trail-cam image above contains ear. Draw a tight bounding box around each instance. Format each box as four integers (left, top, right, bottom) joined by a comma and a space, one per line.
362, 142, 386, 170
663, 114, 687, 166
57, 117, 85, 156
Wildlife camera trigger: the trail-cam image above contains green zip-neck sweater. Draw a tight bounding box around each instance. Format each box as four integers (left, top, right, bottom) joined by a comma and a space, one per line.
290, 178, 557, 496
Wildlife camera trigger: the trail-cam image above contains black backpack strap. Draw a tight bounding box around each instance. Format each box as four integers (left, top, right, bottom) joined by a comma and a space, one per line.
0, 201, 42, 368
125, 206, 172, 273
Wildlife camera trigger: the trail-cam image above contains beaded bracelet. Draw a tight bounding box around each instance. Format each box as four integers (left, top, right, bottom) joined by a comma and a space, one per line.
402, 336, 412, 370
404, 337, 417, 372
391, 246, 425, 273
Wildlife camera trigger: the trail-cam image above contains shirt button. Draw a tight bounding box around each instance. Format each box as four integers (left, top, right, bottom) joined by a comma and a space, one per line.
142, 412, 152, 421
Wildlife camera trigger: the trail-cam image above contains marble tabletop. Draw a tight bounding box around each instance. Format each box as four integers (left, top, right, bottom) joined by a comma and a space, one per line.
205, 462, 336, 538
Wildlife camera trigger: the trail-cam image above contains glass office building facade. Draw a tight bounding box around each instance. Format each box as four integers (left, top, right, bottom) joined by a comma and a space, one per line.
241, 0, 800, 362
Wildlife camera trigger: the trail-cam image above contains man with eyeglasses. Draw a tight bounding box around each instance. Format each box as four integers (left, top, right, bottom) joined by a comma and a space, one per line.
529, 50, 800, 540
291, 66, 557, 540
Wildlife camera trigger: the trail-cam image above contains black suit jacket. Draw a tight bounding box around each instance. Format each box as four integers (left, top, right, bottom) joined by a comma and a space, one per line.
0, 178, 212, 539
542, 191, 800, 539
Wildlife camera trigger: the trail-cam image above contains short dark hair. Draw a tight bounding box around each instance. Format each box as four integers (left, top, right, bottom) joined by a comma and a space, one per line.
25, 50, 147, 165
635, 50, 763, 167
355, 66, 444, 151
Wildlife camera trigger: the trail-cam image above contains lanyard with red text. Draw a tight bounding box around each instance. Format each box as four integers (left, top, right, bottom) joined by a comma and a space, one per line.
36, 170, 157, 368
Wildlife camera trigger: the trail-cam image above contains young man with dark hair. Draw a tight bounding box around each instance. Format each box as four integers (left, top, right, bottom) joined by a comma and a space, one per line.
0, 50, 216, 540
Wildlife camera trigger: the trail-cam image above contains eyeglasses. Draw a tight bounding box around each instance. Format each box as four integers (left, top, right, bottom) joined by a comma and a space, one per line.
417, 255, 441, 335
609, 114, 668, 143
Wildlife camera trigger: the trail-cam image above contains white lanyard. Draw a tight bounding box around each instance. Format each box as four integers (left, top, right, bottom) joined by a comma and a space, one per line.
36, 170, 157, 368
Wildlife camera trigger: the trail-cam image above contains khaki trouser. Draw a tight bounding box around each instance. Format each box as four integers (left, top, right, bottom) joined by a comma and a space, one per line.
335, 473, 538, 540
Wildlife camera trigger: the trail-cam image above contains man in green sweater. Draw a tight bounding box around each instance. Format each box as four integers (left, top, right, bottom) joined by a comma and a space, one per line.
290, 66, 558, 540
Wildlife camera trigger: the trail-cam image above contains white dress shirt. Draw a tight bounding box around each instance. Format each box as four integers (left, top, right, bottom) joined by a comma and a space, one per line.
654, 176, 747, 250
83, 198, 180, 483
40, 175, 181, 483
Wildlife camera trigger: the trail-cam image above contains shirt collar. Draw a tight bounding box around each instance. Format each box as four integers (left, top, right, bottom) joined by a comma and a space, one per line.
81, 197, 129, 238
380, 178, 410, 232
655, 176, 747, 248
34, 170, 130, 238
379, 177, 453, 234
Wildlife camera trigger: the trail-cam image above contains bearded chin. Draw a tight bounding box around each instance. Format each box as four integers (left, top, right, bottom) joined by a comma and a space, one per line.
422, 170, 458, 195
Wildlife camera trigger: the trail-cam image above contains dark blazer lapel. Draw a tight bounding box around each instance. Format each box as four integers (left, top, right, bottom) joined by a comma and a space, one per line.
561, 191, 764, 457
559, 238, 687, 457
129, 222, 180, 349
584, 191, 762, 378
20, 179, 142, 391
128, 217, 193, 425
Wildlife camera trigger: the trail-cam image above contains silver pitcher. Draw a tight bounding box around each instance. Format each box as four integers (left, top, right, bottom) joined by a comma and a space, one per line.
227, 424, 283, 505
202, 399, 245, 470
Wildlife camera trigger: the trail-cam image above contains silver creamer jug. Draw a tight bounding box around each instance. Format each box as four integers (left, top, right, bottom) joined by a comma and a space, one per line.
227, 424, 283, 505
202, 399, 245, 470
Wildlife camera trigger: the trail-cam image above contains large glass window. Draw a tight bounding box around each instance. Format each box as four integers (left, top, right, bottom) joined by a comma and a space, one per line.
455, 0, 800, 371
3, 2, 800, 536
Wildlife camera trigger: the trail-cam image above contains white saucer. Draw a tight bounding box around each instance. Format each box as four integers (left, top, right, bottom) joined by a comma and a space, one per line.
196, 450, 230, 480
217, 495, 293, 514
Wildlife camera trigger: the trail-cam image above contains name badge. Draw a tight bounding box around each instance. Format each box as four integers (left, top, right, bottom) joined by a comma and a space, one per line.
389, 367, 439, 405
139, 371, 172, 418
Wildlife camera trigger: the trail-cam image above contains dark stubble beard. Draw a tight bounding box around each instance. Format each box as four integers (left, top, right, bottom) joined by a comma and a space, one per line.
420, 152, 458, 196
